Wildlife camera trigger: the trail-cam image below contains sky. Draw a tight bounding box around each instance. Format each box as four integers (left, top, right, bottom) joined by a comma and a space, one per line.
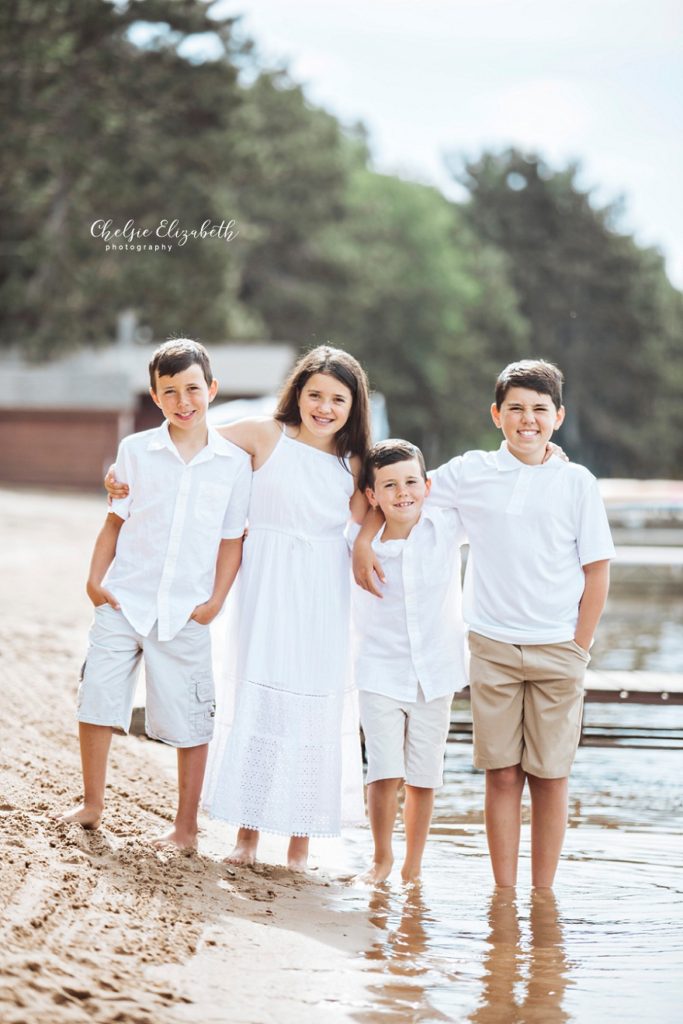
211, 0, 683, 287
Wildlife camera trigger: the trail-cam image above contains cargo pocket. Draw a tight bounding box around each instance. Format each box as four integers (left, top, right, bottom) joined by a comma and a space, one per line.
190, 673, 216, 738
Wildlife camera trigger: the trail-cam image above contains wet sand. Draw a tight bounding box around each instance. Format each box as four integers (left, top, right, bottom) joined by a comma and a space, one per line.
0, 487, 378, 1024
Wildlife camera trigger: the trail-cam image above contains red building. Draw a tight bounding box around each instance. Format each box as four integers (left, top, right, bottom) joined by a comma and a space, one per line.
0, 342, 295, 489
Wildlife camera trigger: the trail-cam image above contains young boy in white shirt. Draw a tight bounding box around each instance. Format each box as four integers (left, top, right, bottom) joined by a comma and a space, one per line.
60, 339, 252, 849
350, 439, 466, 884
354, 361, 615, 888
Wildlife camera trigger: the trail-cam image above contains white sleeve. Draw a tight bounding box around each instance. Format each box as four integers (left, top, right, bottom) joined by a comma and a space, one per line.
109, 439, 135, 521
220, 457, 252, 539
440, 507, 468, 546
427, 455, 464, 510
577, 479, 616, 565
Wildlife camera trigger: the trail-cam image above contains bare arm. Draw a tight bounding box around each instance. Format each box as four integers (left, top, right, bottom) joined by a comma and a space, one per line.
190, 537, 244, 625
574, 559, 610, 651
215, 417, 280, 469
104, 418, 280, 499
351, 505, 386, 597
86, 513, 124, 608
348, 454, 369, 524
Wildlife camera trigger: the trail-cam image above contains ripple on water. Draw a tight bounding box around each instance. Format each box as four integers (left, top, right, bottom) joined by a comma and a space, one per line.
340, 732, 683, 1023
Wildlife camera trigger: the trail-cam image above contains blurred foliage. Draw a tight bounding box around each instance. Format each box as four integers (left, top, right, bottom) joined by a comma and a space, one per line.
319, 169, 528, 465
0, 0, 250, 351
456, 149, 683, 476
1, 2, 682, 475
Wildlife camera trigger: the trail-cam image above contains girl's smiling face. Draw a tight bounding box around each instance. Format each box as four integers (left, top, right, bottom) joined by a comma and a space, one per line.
297, 372, 353, 445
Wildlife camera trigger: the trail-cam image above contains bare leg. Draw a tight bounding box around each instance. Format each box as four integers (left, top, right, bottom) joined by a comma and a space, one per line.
527, 774, 568, 888
226, 827, 260, 866
60, 722, 113, 828
287, 835, 310, 871
357, 778, 401, 884
401, 785, 435, 882
152, 743, 208, 850
484, 765, 525, 887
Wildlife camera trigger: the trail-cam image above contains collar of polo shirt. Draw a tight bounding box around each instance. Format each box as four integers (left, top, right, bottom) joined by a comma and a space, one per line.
494, 440, 562, 472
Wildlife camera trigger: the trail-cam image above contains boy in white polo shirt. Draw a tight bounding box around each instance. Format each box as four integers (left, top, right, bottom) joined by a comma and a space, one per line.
350, 439, 466, 884
60, 339, 251, 849
354, 361, 614, 888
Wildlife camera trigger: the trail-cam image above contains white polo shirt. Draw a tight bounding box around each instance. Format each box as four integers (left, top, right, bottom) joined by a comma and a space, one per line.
349, 507, 467, 702
106, 421, 252, 641
428, 443, 615, 645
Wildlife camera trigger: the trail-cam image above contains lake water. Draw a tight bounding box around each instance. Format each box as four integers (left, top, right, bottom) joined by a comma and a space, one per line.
333, 734, 683, 1023
330, 571, 683, 1023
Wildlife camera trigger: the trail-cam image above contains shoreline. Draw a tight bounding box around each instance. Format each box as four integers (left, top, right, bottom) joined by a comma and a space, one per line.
0, 486, 378, 1023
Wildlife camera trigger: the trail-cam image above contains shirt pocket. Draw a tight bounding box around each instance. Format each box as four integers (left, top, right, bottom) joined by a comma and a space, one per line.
194, 481, 231, 528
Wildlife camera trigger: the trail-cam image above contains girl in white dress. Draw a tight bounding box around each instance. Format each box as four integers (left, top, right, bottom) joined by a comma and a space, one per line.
108, 345, 371, 869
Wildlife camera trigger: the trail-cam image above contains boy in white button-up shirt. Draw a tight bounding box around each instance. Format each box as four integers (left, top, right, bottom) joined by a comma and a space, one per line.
350, 439, 467, 883
355, 361, 614, 889
61, 340, 251, 849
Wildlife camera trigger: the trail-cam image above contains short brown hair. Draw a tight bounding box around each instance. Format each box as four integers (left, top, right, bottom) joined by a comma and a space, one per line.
495, 359, 564, 410
149, 338, 213, 390
362, 438, 427, 491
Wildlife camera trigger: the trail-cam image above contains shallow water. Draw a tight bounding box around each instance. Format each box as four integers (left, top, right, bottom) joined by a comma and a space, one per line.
333, 734, 683, 1023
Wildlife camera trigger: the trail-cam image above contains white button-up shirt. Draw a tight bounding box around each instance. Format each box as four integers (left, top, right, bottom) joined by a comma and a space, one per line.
106, 421, 252, 641
428, 443, 615, 645
349, 507, 467, 702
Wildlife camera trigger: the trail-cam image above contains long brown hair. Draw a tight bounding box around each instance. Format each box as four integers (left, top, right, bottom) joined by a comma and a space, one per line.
275, 345, 371, 461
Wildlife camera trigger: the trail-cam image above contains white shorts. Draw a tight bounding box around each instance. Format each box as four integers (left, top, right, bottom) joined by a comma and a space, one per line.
77, 605, 215, 748
358, 689, 453, 788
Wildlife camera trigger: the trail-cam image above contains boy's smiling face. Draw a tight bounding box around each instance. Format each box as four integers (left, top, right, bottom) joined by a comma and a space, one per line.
366, 457, 431, 533
151, 364, 217, 433
491, 386, 565, 465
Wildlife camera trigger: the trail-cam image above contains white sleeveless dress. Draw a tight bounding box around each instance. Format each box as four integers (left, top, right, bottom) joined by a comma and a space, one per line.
202, 427, 364, 837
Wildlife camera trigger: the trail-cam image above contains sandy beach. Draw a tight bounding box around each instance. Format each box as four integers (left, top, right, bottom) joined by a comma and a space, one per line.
0, 487, 378, 1024
3, 485, 683, 1024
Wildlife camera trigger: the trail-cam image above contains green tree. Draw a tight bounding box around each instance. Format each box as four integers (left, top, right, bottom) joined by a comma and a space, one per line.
322, 168, 528, 464
225, 70, 363, 344
0, 0, 249, 355
455, 148, 683, 476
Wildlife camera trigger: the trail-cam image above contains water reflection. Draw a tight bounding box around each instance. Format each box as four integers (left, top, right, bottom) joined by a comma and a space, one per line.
590, 591, 683, 672
344, 736, 683, 1023
470, 889, 570, 1024
361, 883, 446, 1021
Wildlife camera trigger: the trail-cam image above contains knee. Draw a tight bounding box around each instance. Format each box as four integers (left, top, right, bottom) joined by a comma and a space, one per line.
487, 765, 524, 791
528, 773, 567, 793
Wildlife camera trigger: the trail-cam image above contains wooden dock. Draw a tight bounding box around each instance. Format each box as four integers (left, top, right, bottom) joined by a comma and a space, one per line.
450, 672, 683, 750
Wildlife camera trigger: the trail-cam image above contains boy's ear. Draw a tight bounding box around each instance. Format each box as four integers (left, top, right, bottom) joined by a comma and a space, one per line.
424, 477, 432, 496
149, 386, 162, 410
365, 485, 378, 509
554, 405, 566, 428
490, 402, 502, 428
208, 378, 218, 402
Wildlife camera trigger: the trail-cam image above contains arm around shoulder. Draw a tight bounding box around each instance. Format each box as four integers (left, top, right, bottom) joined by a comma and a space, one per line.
215, 416, 279, 462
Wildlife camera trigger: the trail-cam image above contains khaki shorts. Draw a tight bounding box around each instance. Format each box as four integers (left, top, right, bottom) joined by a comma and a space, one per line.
77, 605, 215, 747
468, 632, 590, 779
359, 689, 453, 788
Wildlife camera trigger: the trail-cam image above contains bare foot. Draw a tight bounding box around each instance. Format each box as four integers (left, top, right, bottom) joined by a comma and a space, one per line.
355, 857, 394, 885
151, 826, 197, 851
224, 838, 258, 866
287, 835, 309, 871
400, 863, 422, 883
59, 802, 103, 829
